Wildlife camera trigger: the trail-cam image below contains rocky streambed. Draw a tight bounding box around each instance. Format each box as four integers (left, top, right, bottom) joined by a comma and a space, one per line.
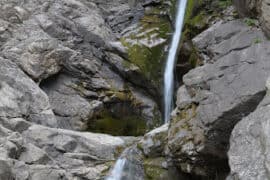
1, 0, 270, 179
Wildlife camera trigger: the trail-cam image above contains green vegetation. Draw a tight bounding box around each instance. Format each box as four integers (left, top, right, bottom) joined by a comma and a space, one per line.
121, 40, 167, 87
144, 158, 169, 180
120, 0, 175, 88
88, 110, 147, 136
244, 18, 257, 26
178, 0, 235, 70
189, 46, 200, 67
254, 37, 262, 44
122, 0, 235, 87
218, 0, 232, 9
87, 88, 157, 136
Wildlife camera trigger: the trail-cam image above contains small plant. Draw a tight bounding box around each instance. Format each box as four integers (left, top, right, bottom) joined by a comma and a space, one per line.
218, 0, 232, 9
244, 18, 257, 26
254, 38, 262, 44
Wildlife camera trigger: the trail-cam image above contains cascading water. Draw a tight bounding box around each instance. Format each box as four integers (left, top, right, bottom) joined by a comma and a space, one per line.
106, 158, 127, 180
106, 147, 144, 180
164, 0, 187, 123
106, 1, 187, 179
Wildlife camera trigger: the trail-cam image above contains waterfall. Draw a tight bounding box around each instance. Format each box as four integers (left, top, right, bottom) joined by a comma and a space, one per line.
105, 147, 144, 180
106, 158, 127, 180
164, 0, 187, 123
106, 1, 187, 179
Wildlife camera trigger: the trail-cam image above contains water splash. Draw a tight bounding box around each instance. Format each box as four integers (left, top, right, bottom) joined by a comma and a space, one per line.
106, 158, 127, 180
164, 0, 188, 123
105, 147, 144, 180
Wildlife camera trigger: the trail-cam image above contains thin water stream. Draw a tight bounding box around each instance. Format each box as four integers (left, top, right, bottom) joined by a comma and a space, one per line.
106, 0, 187, 179
164, 0, 187, 123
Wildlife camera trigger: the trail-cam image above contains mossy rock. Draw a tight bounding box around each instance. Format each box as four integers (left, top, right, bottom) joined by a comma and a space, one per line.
121, 0, 176, 90
144, 157, 169, 180
177, 0, 234, 78
88, 109, 148, 136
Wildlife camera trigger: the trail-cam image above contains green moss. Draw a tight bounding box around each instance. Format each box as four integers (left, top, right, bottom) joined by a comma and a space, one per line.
105, 90, 131, 101
87, 85, 162, 136
88, 110, 147, 136
217, 0, 232, 9
181, 104, 197, 120
121, 41, 167, 87
144, 158, 168, 180
121, 0, 175, 88
185, 0, 203, 23
178, 0, 235, 69
188, 46, 201, 67
170, 103, 197, 133
244, 18, 257, 26
253, 37, 262, 44
183, 0, 208, 41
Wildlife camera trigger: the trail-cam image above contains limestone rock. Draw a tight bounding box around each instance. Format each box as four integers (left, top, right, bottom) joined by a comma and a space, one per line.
233, 0, 270, 38
0, 118, 134, 180
0, 160, 13, 180
169, 19, 270, 177
260, 0, 270, 37
232, 0, 260, 17
139, 124, 168, 157
228, 78, 270, 180
0, 57, 57, 127
0, 0, 163, 132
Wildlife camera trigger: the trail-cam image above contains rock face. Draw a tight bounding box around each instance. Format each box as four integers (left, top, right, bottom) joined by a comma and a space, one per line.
2, 0, 270, 179
168, 18, 270, 177
0, 0, 167, 135
139, 123, 168, 158
232, 0, 260, 17
0, 0, 174, 179
228, 81, 270, 180
0, 117, 130, 179
0, 57, 57, 127
233, 0, 270, 37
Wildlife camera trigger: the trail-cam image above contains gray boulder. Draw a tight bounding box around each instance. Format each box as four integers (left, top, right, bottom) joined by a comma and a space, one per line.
233, 0, 270, 37
232, 0, 259, 17
0, 57, 57, 127
168, 20, 270, 177
0, 0, 163, 132
0, 117, 134, 180
139, 124, 168, 157
0, 160, 13, 180
228, 78, 270, 180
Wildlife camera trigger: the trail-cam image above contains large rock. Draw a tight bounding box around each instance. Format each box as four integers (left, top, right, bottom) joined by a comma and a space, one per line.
228, 98, 270, 179
139, 124, 168, 157
232, 0, 260, 17
0, 57, 57, 127
227, 78, 270, 180
0, 0, 164, 133
168, 19, 270, 177
0, 117, 134, 180
260, 0, 270, 37
2, 19, 74, 82
0, 160, 13, 180
233, 0, 270, 37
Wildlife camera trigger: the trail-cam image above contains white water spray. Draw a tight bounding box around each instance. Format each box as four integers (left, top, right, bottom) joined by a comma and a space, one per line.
106, 158, 126, 180
164, 0, 187, 123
